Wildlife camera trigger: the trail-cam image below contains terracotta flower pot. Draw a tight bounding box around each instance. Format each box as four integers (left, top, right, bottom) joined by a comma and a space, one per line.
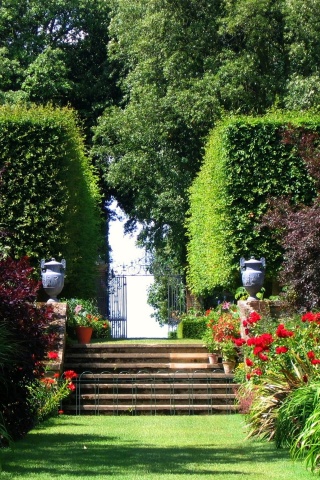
208, 353, 219, 364
76, 326, 93, 344
222, 360, 236, 374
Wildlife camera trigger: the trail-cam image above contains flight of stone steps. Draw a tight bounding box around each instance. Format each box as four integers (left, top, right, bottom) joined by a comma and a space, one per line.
62, 343, 239, 415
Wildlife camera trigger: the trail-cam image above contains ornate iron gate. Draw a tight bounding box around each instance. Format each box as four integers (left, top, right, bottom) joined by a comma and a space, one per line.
107, 260, 186, 339
107, 272, 127, 339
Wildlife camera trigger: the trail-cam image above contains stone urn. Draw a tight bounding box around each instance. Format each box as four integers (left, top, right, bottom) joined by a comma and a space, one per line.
41, 258, 66, 303
240, 256, 266, 301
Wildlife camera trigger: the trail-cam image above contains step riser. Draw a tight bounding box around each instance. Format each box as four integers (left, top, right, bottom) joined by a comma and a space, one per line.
63, 343, 238, 415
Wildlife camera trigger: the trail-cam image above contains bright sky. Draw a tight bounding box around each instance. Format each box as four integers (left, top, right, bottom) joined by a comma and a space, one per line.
108, 201, 166, 338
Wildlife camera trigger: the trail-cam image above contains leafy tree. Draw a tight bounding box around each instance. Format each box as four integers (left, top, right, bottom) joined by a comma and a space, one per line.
21, 47, 72, 105
0, 0, 119, 135
93, 0, 288, 270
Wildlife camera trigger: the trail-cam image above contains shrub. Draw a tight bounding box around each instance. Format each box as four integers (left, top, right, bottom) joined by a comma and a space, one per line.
177, 310, 207, 339
0, 256, 54, 440
187, 112, 320, 296
0, 104, 103, 298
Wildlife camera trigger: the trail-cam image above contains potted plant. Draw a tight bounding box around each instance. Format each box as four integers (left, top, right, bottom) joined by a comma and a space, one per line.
202, 328, 220, 364
66, 298, 111, 344
221, 340, 237, 374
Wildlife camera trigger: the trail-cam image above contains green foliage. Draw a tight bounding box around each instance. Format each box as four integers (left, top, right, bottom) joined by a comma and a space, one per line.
0, 105, 103, 298
26, 377, 69, 424
21, 47, 72, 105
291, 398, 320, 472
202, 328, 219, 353
187, 113, 320, 295
66, 298, 111, 339
177, 311, 207, 340
0, 0, 117, 135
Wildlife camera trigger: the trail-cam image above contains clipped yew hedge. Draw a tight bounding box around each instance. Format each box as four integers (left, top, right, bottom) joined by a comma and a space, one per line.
187, 112, 320, 296
0, 105, 102, 298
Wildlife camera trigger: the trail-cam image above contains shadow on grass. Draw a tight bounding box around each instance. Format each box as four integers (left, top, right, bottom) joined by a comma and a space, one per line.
1, 420, 290, 478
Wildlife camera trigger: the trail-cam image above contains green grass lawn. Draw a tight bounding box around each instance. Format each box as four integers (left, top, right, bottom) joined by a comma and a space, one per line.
0, 415, 315, 480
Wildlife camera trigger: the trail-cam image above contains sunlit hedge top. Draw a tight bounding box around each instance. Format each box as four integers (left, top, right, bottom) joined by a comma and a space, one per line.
0, 104, 103, 297
186, 112, 320, 296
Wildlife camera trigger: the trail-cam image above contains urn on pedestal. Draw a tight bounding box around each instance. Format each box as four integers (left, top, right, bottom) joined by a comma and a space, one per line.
240, 256, 266, 301
41, 258, 66, 303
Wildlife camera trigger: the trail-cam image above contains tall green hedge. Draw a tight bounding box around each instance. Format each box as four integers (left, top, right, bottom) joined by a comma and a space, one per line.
186, 112, 320, 296
0, 105, 103, 298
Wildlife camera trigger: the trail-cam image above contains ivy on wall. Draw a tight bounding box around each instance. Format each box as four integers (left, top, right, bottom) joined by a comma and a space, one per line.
186, 112, 319, 296
0, 105, 103, 298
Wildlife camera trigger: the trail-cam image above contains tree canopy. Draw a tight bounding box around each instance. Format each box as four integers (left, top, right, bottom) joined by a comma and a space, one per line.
0, 0, 119, 136
93, 0, 320, 271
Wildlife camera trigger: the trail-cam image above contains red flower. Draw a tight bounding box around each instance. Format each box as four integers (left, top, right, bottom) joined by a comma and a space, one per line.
258, 353, 269, 361
41, 378, 55, 385
242, 320, 248, 327
48, 351, 59, 360
67, 382, 76, 391
233, 338, 246, 347
253, 368, 263, 376
246, 374, 251, 380
276, 324, 294, 338
53, 373, 60, 378
245, 358, 254, 367
302, 312, 316, 322
247, 333, 274, 350
275, 346, 288, 354
311, 359, 320, 365
58, 410, 64, 415
64, 370, 78, 380
253, 346, 264, 355
307, 351, 315, 359
247, 312, 261, 325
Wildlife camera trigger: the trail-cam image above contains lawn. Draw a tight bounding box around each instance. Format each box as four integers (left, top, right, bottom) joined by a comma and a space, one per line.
0, 415, 315, 480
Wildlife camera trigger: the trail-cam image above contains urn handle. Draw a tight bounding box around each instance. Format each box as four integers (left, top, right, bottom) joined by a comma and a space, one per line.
240, 257, 246, 270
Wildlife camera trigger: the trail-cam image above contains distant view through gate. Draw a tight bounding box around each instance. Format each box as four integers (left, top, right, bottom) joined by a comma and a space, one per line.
107, 260, 186, 339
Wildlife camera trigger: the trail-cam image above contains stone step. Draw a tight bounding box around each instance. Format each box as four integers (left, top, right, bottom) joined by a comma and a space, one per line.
64, 404, 239, 413
78, 383, 234, 390
66, 352, 210, 361
64, 361, 220, 371
62, 343, 238, 415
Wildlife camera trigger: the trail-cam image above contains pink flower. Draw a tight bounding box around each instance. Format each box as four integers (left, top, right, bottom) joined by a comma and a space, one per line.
74, 305, 82, 314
